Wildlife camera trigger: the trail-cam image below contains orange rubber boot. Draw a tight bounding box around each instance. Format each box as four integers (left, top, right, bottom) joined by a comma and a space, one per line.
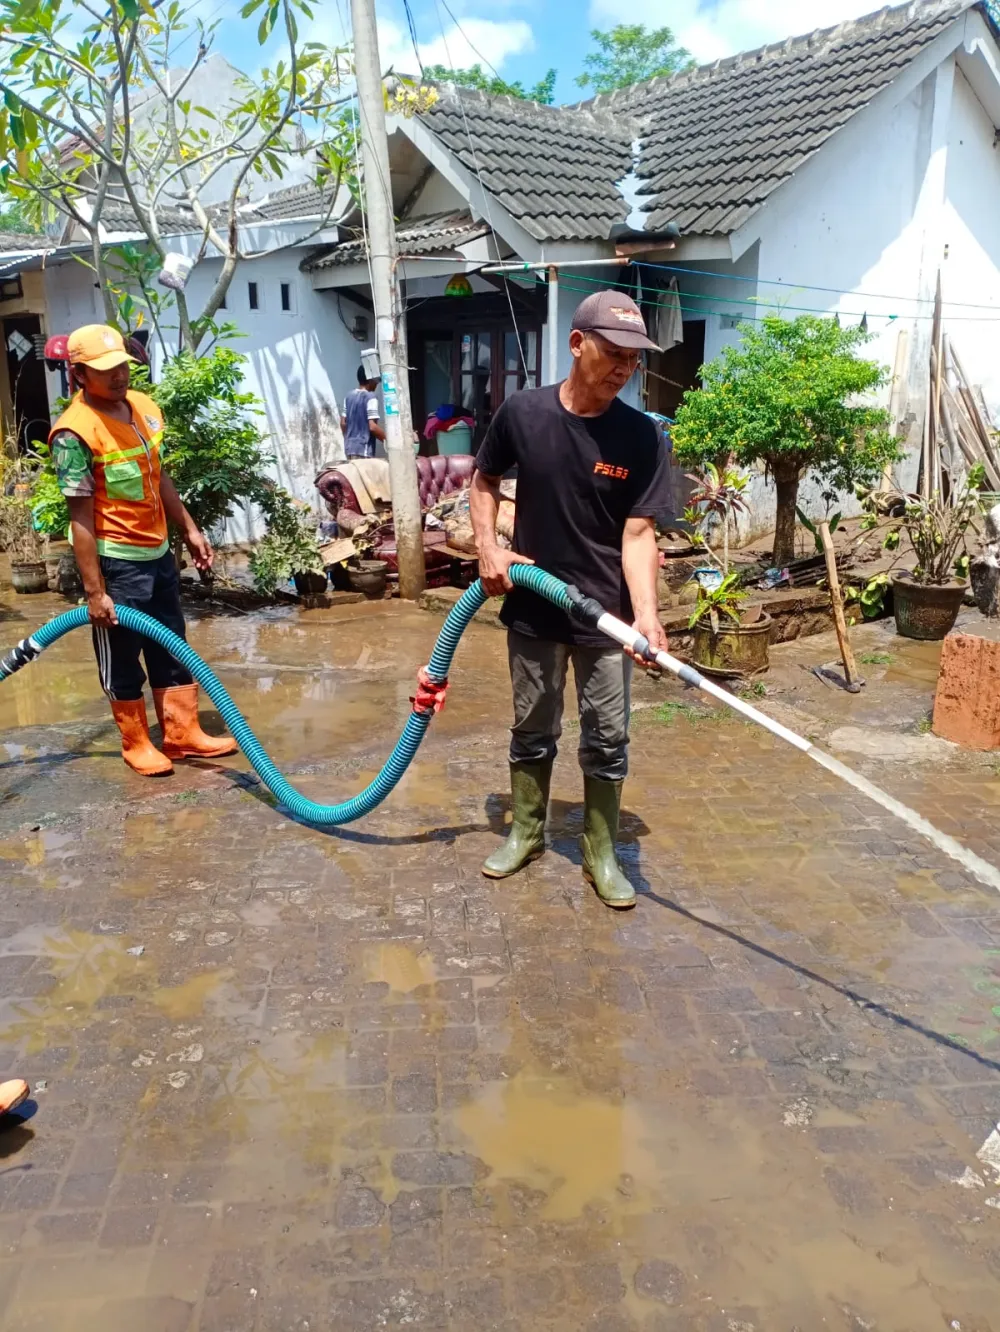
110, 699, 174, 777
0, 1080, 29, 1114
153, 684, 239, 760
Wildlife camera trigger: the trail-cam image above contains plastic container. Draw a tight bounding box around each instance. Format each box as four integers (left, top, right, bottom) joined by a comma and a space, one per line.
437, 422, 473, 456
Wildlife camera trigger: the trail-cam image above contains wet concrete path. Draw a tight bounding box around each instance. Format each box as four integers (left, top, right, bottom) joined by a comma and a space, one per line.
0, 593, 999, 1329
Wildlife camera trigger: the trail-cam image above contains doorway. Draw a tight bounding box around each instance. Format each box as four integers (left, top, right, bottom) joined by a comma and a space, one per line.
645, 319, 705, 419
645, 319, 706, 521
1, 314, 51, 453
408, 292, 545, 452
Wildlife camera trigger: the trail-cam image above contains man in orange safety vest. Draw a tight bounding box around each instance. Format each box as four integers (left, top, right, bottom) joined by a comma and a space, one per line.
49, 324, 238, 776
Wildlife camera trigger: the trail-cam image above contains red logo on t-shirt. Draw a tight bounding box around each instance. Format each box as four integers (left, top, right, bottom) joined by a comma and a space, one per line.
594, 461, 629, 480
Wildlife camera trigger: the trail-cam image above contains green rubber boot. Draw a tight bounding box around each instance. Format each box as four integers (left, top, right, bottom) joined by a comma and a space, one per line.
482, 760, 552, 879
581, 776, 636, 910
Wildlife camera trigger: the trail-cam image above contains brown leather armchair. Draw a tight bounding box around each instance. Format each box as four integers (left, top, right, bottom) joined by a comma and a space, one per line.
316, 455, 475, 520
315, 455, 478, 583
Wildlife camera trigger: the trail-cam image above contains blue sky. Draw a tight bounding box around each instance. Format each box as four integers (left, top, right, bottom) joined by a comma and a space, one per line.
211, 0, 897, 104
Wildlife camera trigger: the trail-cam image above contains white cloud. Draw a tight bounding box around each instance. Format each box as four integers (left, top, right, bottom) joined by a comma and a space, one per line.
377, 16, 535, 76
588, 0, 890, 64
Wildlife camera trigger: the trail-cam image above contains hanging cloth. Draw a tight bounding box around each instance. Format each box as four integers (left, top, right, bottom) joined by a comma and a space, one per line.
655, 277, 683, 351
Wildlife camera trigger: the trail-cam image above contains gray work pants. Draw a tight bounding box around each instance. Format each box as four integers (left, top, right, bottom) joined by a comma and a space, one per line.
507, 629, 632, 782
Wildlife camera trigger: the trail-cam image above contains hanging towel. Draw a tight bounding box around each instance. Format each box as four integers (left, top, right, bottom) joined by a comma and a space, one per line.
654, 277, 683, 351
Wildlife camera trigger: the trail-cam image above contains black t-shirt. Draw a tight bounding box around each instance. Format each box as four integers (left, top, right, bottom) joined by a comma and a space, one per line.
475, 384, 673, 646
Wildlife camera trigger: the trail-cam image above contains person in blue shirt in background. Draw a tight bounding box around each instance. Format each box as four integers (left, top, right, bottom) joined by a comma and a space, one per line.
340, 366, 386, 459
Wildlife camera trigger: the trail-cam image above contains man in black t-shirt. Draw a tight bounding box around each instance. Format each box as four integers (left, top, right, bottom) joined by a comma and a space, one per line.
471, 290, 671, 910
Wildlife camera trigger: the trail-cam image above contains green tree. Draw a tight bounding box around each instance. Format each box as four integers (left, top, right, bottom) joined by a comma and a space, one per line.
0, 0, 355, 352
575, 24, 693, 93
422, 63, 556, 104
671, 315, 899, 568
0, 199, 42, 234
137, 348, 276, 555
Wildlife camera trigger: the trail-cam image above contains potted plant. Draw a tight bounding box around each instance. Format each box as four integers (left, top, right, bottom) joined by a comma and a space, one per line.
0, 444, 49, 594
249, 488, 327, 598
27, 444, 83, 597
688, 573, 771, 676
861, 465, 983, 640
346, 516, 390, 599
0, 491, 48, 593
683, 461, 770, 675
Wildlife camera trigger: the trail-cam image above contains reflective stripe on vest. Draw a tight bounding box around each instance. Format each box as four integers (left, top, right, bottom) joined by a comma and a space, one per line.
49, 390, 168, 552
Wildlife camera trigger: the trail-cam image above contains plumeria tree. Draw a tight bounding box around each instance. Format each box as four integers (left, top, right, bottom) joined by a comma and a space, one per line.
0, 0, 356, 351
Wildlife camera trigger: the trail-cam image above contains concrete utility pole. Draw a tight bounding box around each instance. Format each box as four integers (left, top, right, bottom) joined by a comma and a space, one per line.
350, 0, 426, 598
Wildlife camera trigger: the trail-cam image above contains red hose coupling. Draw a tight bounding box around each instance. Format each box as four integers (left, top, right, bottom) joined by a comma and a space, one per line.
411, 666, 449, 715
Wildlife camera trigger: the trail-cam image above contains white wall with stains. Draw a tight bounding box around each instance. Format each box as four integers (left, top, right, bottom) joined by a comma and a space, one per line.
42, 248, 367, 541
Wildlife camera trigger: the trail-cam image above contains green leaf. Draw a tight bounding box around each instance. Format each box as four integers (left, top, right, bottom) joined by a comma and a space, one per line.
118, 0, 141, 19
240, 0, 266, 14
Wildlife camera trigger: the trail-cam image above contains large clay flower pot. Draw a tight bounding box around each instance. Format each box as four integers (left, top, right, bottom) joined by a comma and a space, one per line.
10, 561, 49, 594
348, 559, 389, 600
691, 610, 772, 677
892, 572, 967, 641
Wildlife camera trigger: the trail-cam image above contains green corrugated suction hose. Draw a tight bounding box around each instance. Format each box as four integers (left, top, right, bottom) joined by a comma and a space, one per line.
5, 566, 1000, 899
0, 565, 575, 826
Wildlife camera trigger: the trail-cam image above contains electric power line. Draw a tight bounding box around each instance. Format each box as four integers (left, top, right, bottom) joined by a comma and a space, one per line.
428, 0, 529, 376
435, 0, 504, 83
401, 0, 424, 74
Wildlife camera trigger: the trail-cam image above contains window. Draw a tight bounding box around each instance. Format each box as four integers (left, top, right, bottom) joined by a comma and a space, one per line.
248, 281, 259, 311
280, 282, 292, 313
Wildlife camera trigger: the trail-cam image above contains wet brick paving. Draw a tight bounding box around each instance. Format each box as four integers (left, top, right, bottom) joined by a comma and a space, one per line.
0, 594, 998, 1329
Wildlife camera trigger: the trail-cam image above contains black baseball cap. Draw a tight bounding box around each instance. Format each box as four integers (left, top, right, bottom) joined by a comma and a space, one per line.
570, 290, 660, 351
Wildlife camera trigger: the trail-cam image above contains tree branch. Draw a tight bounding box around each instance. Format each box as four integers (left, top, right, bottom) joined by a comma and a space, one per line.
241, 170, 345, 260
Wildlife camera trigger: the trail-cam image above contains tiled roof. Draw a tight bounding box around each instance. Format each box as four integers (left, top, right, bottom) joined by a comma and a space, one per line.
417, 0, 978, 242
302, 210, 488, 271
100, 197, 200, 235
239, 181, 340, 222
0, 232, 53, 253
98, 180, 339, 236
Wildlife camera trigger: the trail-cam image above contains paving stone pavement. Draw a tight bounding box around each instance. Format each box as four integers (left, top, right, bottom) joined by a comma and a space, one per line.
0, 594, 998, 1329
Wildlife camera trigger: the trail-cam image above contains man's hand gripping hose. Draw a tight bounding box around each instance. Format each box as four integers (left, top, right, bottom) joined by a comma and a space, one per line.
2, 564, 1000, 895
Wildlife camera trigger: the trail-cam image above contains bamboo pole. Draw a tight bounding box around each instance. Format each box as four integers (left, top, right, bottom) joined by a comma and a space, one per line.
881, 326, 910, 491
819, 520, 861, 688
941, 382, 1000, 489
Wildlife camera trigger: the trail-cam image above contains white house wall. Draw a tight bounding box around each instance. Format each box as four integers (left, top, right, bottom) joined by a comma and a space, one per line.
43, 250, 366, 540
725, 74, 944, 540
407, 171, 468, 216
942, 67, 1000, 417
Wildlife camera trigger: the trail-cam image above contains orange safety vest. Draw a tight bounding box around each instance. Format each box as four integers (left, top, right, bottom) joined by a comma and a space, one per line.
49, 390, 168, 555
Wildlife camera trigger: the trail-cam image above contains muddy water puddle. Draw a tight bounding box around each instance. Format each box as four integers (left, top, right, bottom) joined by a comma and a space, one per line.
0, 926, 149, 1052
363, 941, 438, 992
123, 805, 225, 859
152, 968, 232, 1021
451, 1071, 999, 1326
0, 826, 76, 866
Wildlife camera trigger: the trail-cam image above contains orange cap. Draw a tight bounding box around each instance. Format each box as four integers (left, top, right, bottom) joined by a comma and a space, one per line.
67, 324, 136, 372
